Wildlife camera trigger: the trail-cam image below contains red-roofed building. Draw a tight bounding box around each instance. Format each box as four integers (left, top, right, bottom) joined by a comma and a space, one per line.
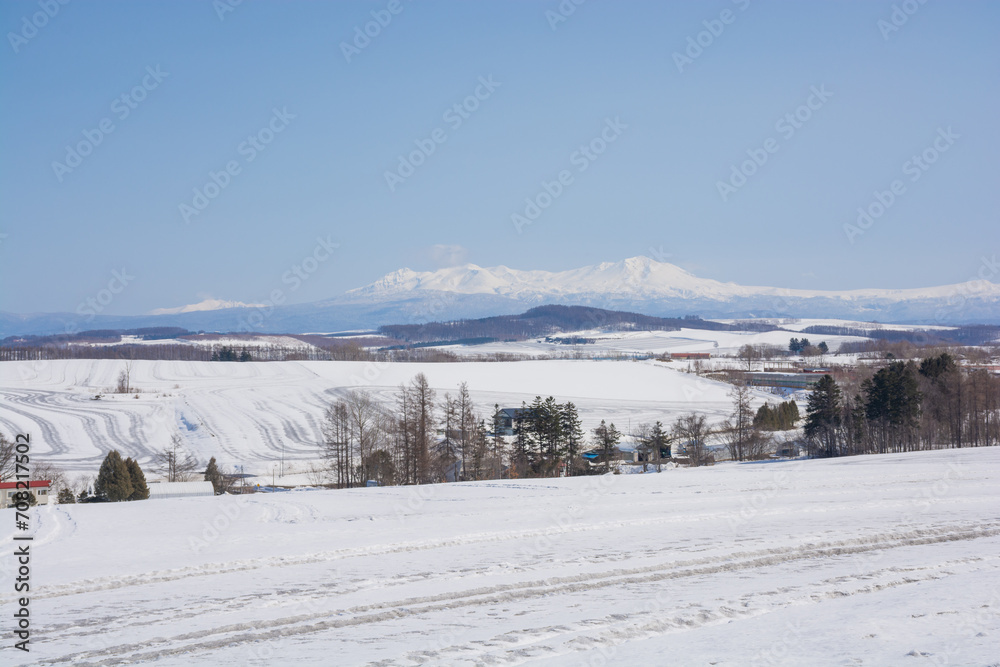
0, 480, 52, 508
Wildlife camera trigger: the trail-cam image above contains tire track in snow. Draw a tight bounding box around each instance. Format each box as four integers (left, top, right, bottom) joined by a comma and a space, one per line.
15, 518, 1000, 603
28, 523, 1000, 665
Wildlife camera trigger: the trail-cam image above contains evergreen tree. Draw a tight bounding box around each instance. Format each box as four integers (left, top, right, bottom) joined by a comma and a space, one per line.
510, 402, 531, 478
862, 361, 922, 453
919, 352, 956, 383
491, 404, 506, 479
781, 400, 800, 427
540, 396, 564, 475
592, 420, 621, 473
58, 488, 76, 503
125, 457, 150, 500
204, 456, 223, 494
805, 375, 843, 457
754, 403, 776, 430
817, 341, 829, 354
239, 348, 252, 362
95, 450, 133, 502
639, 421, 669, 471
560, 402, 584, 475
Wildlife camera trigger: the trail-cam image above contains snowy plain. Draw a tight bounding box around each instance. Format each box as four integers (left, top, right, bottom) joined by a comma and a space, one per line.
1, 447, 997, 665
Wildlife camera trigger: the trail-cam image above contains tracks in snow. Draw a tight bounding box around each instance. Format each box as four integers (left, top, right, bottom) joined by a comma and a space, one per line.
28, 520, 1000, 665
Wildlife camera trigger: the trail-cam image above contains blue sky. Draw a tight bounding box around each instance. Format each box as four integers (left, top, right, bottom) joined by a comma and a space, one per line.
1, 0, 998, 315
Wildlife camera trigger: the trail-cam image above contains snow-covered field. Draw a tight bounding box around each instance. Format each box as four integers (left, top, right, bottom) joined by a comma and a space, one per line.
424, 326, 871, 359
0, 359, 769, 478
1, 447, 997, 665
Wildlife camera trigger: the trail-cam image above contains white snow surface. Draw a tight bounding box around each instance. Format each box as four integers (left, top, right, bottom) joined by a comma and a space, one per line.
0, 359, 766, 477
1, 447, 997, 665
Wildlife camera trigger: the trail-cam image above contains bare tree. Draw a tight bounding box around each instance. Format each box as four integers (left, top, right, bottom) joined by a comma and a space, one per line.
323, 390, 391, 487
322, 400, 351, 488
672, 413, 710, 466
155, 434, 200, 482
116, 360, 134, 394
305, 460, 330, 487
722, 385, 771, 461
737, 344, 761, 372
0, 433, 14, 481
30, 460, 68, 497
398, 373, 435, 484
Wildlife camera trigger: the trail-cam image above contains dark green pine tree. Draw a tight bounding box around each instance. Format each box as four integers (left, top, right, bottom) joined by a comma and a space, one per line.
805, 375, 843, 457
204, 456, 223, 494
58, 488, 76, 504
862, 361, 922, 452
560, 402, 584, 475
95, 450, 134, 502
754, 403, 776, 430
782, 400, 800, 427
126, 457, 150, 500
919, 352, 956, 383
646, 420, 669, 470
592, 420, 621, 473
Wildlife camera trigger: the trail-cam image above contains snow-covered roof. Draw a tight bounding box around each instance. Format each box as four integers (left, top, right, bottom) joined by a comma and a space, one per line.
147, 481, 215, 499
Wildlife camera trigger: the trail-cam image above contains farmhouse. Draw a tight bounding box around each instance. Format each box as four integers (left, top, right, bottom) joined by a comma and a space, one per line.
494, 407, 529, 436
0, 480, 51, 508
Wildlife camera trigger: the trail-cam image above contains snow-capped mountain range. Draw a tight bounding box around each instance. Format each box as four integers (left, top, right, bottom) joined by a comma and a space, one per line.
344, 256, 989, 303
2, 257, 998, 337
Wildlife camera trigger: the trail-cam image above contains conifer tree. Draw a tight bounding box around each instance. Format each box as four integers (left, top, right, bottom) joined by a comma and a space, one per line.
560, 402, 584, 475
95, 450, 133, 502
126, 457, 150, 500
592, 420, 621, 473
204, 456, 223, 494
805, 375, 843, 457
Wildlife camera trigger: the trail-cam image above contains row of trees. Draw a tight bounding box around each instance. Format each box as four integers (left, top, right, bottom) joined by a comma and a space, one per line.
211, 346, 253, 362
788, 338, 828, 355
317, 373, 791, 485
735, 340, 829, 370
320, 374, 647, 487
322, 376, 503, 487
804, 353, 1000, 456
753, 400, 800, 431
507, 397, 585, 477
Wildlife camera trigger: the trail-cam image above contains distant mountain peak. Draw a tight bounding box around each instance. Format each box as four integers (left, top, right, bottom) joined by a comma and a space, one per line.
149, 298, 265, 316
346, 256, 715, 300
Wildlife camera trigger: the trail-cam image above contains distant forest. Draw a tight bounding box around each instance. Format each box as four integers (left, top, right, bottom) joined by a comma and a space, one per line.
1, 307, 995, 363
378, 305, 770, 344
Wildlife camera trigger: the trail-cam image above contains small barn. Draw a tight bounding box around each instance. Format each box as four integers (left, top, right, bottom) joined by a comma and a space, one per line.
147, 481, 215, 500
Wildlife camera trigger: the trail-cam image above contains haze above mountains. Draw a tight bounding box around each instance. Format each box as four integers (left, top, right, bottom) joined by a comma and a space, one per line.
4, 257, 999, 337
